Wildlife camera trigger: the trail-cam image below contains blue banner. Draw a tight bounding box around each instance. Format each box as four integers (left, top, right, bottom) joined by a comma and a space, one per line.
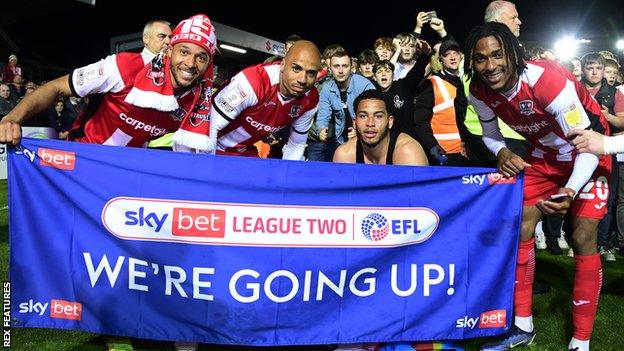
8, 138, 523, 346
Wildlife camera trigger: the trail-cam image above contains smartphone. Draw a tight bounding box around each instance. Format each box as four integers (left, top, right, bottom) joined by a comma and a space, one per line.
425, 11, 437, 20
548, 193, 569, 202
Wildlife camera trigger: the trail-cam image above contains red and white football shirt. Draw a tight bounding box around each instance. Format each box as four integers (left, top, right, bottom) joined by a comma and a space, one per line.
69, 53, 189, 147
470, 60, 609, 162
211, 62, 319, 156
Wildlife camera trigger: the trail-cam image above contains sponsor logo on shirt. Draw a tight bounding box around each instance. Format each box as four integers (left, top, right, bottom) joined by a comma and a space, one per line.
288, 105, 302, 118
225, 85, 246, 107
519, 100, 535, 115
509, 120, 548, 134
216, 95, 235, 114
563, 103, 582, 127
85, 64, 104, 81
490, 101, 501, 108
245, 116, 282, 133
76, 69, 85, 86
119, 113, 167, 137
170, 107, 186, 121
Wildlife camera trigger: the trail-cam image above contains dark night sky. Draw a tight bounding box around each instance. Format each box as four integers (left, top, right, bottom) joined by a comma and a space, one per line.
2, 0, 623, 79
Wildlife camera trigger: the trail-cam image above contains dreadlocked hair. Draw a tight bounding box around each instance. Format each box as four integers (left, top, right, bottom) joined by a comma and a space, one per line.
463, 22, 526, 88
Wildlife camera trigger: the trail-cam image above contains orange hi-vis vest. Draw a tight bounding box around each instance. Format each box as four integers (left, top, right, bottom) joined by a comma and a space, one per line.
430, 75, 462, 154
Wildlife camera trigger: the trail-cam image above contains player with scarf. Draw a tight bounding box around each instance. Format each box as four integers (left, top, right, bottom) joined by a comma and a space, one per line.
0, 14, 216, 148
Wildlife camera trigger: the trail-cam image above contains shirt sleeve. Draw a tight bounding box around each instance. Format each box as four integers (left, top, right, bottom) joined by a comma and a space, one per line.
70, 54, 125, 97
291, 104, 317, 134
541, 79, 592, 134
211, 70, 259, 121
471, 93, 507, 156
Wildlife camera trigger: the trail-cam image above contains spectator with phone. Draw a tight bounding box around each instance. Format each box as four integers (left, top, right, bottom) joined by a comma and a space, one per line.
392, 11, 447, 81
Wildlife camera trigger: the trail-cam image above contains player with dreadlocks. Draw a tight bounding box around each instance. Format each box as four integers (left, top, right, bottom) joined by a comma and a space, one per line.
465, 22, 611, 351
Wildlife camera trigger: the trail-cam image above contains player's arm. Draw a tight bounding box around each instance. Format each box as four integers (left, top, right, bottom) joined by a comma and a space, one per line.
282, 106, 317, 160
0, 75, 72, 144
471, 94, 529, 176
568, 129, 624, 155
0, 54, 125, 144
542, 78, 599, 197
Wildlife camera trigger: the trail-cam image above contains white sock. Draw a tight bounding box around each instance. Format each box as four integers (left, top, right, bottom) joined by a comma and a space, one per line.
568, 337, 589, 351
514, 315, 534, 333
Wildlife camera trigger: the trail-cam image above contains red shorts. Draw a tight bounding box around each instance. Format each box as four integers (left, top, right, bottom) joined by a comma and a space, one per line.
523, 155, 612, 219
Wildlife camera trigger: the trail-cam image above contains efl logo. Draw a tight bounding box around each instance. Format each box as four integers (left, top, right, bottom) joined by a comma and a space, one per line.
358, 209, 438, 245
172, 208, 226, 238
479, 309, 506, 328
487, 173, 516, 185
49, 299, 82, 321
38, 148, 75, 170
361, 213, 389, 241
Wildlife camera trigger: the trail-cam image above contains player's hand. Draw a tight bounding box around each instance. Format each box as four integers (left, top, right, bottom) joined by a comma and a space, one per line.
460, 142, 467, 157
0, 119, 22, 145
319, 128, 328, 142
58, 131, 69, 140
496, 147, 530, 177
567, 129, 605, 155
536, 188, 575, 215
347, 127, 356, 140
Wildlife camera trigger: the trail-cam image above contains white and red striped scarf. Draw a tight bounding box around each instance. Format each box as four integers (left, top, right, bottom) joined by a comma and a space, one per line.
124, 53, 214, 132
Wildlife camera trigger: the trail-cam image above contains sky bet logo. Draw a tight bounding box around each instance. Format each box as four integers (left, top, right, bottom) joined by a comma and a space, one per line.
37, 148, 76, 170
123, 206, 226, 238
19, 299, 82, 320
456, 309, 506, 329
104, 198, 441, 247
461, 173, 516, 186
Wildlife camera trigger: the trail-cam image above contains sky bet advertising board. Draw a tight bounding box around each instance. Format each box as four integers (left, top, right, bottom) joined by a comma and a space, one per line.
7, 138, 522, 346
